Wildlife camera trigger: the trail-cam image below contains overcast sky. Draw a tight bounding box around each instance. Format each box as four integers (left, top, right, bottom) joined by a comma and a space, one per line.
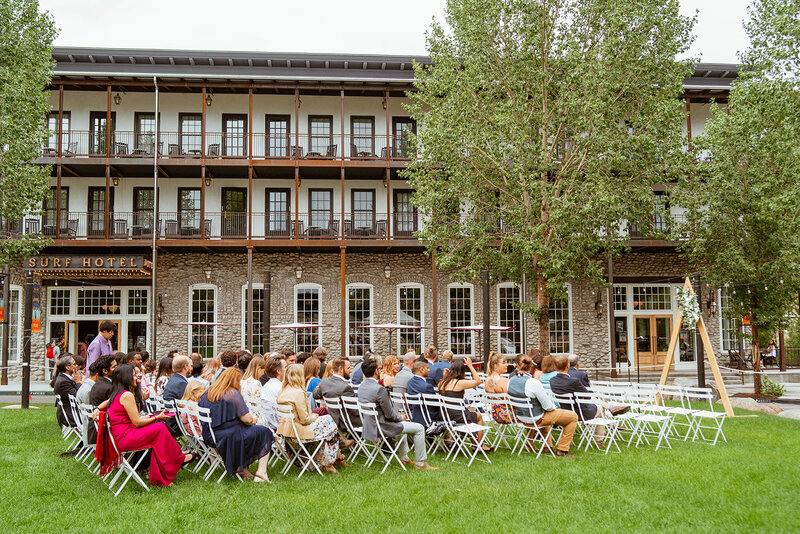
40, 0, 750, 63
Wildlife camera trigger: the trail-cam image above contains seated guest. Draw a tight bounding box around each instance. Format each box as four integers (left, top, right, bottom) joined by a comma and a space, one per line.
201, 358, 221, 384
87, 355, 118, 444
163, 355, 192, 402
154, 356, 173, 396
421, 346, 438, 385
406, 361, 441, 426
213, 350, 238, 383
313, 347, 328, 378
277, 364, 341, 473
567, 354, 590, 387
429, 350, 453, 387
485, 352, 513, 424
313, 357, 360, 433
188, 360, 208, 388
95, 364, 193, 486
350, 352, 373, 386
437, 357, 489, 448
531, 352, 544, 379
539, 355, 558, 386
282, 349, 297, 366
241, 356, 267, 412
304, 357, 322, 393
76, 361, 98, 446
237, 352, 253, 374
507, 354, 578, 457
180, 381, 206, 438
52, 356, 83, 455
259, 356, 287, 430
321, 361, 335, 379
380, 355, 400, 388
358, 358, 438, 470
73, 355, 86, 381
140, 359, 157, 397
295, 352, 312, 365
391, 352, 416, 395
123, 352, 142, 368
199, 368, 272, 482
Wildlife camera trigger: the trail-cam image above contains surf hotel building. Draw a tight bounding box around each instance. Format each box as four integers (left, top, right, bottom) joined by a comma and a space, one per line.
0, 47, 741, 379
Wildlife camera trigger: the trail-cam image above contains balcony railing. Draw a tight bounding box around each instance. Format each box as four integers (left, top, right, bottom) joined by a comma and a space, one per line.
21, 211, 421, 242
41, 131, 418, 161
627, 213, 686, 239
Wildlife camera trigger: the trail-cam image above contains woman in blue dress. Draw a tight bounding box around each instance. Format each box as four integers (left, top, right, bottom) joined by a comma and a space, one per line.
199, 367, 273, 482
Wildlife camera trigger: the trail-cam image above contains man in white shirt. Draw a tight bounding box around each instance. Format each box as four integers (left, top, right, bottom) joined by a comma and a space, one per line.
259, 356, 287, 430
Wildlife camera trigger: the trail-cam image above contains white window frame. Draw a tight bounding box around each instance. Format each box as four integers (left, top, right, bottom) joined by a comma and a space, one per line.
549, 284, 573, 355
189, 283, 217, 358
396, 283, 425, 355
497, 282, 521, 355
294, 283, 323, 352
3, 286, 22, 361
346, 283, 374, 357
240, 283, 266, 352
447, 282, 474, 357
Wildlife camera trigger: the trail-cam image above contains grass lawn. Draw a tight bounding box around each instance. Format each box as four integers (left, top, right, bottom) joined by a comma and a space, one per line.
1, 406, 799, 534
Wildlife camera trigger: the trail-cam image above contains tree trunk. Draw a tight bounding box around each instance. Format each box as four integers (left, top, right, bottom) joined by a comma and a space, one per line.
537, 275, 549, 355
751, 322, 761, 394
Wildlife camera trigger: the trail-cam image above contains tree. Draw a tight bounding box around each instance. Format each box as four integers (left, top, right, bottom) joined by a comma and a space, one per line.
675, 0, 800, 392
0, 0, 57, 268
405, 0, 695, 354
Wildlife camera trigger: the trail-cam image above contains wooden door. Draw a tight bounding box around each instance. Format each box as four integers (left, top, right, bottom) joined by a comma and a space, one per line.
99, 319, 122, 352
634, 315, 673, 369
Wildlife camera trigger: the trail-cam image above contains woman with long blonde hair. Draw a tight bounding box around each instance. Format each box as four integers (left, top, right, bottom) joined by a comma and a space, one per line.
485, 352, 513, 424
198, 367, 273, 482
276, 364, 341, 473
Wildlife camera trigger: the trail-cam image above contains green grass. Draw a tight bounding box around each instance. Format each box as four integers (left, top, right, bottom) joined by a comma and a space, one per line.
1, 406, 799, 534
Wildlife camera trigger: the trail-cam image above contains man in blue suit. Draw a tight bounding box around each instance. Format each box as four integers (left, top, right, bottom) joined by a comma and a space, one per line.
163, 355, 192, 402
428, 349, 453, 388
406, 361, 441, 426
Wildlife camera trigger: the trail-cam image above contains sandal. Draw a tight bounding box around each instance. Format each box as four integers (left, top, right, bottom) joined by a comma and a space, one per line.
181, 452, 196, 468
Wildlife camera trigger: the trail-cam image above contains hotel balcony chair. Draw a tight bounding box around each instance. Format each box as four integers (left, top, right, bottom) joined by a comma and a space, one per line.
64, 141, 78, 156
204, 219, 212, 237
113, 219, 129, 237
25, 219, 41, 235
207, 143, 220, 157
325, 144, 337, 158
343, 219, 353, 236
290, 219, 305, 238
168, 144, 182, 156
375, 220, 387, 236
327, 220, 340, 236
164, 219, 179, 236
64, 219, 79, 236
291, 145, 303, 158
115, 142, 129, 155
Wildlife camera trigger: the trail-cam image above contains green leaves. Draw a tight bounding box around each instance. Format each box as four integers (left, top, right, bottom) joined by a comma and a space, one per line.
0, 0, 57, 266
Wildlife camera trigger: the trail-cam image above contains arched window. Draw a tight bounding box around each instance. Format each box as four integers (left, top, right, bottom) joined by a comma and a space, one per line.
346, 283, 373, 357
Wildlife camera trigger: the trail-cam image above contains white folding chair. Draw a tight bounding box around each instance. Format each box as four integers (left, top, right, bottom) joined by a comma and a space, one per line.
404, 393, 445, 456
484, 392, 524, 452
684, 387, 727, 445
145, 396, 165, 414
57, 396, 82, 451
340, 396, 370, 464
657, 384, 699, 440
438, 396, 492, 466
276, 404, 325, 478
506, 395, 555, 458
102, 417, 151, 497
390, 391, 411, 420
357, 401, 408, 474
573, 392, 622, 454
624, 391, 672, 450
193, 405, 243, 483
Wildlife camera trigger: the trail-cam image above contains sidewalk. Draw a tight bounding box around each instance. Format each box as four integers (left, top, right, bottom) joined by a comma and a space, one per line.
0, 381, 57, 404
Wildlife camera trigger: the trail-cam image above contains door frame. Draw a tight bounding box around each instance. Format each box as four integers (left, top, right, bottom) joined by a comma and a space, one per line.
633, 315, 673, 369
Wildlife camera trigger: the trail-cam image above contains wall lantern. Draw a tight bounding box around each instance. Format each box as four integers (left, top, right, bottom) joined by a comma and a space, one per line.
205, 93, 213, 107
295, 265, 303, 279
112, 176, 120, 186
113, 92, 122, 105
384, 264, 392, 279
203, 265, 212, 280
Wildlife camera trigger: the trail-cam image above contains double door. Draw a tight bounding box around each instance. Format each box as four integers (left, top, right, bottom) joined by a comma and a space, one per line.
634, 315, 673, 368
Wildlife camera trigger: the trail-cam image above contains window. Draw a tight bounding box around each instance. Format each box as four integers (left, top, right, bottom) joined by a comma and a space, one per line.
77, 289, 121, 315
190, 286, 216, 358
351, 189, 375, 231
1, 288, 21, 360
241, 285, 266, 355
632, 286, 671, 310
178, 188, 201, 233
653, 191, 670, 232
613, 286, 628, 311
393, 190, 418, 236
45, 111, 70, 151
295, 284, 321, 353
498, 285, 521, 355
127, 289, 148, 315
347, 284, 373, 357
89, 111, 115, 154
49, 289, 71, 316
88, 186, 114, 236
42, 186, 68, 234
549, 288, 572, 354
134, 112, 157, 154
221, 188, 247, 237
266, 188, 291, 236
448, 284, 473, 356
308, 116, 333, 155
397, 284, 424, 355
266, 115, 290, 157
179, 113, 202, 154
309, 189, 333, 230
133, 188, 155, 235
350, 116, 375, 156
720, 288, 751, 352
222, 114, 247, 156
392, 117, 416, 158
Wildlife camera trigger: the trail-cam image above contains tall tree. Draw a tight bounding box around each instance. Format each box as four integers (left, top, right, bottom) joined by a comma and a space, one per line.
0, 0, 57, 267
675, 0, 800, 393
405, 0, 694, 354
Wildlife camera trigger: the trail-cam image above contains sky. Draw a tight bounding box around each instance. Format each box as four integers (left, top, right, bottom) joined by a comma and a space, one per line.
39, 0, 750, 63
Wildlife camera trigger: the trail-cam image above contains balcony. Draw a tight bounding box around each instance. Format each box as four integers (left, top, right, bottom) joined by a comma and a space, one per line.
19, 211, 421, 245
40, 132, 417, 162
627, 213, 686, 241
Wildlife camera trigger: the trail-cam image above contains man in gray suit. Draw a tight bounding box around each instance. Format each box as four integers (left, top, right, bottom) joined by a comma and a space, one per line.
313, 357, 360, 432
357, 358, 438, 471
391, 351, 417, 395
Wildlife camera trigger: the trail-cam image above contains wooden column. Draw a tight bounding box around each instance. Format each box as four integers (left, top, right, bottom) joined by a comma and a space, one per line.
779, 329, 786, 372
340, 246, 346, 358
294, 89, 300, 239
201, 87, 206, 239
385, 89, 391, 237
104, 86, 111, 240
608, 255, 617, 377
56, 85, 63, 239
340, 89, 345, 236
431, 251, 438, 350
247, 247, 253, 353
248, 88, 253, 240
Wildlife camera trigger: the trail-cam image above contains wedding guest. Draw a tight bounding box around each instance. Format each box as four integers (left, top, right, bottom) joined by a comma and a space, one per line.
85, 321, 116, 374
201, 359, 221, 384
485, 352, 513, 424
304, 358, 322, 393
259, 356, 287, 430
180, 381, 206, 438
199, 368, 272, 481
313, 347, 328, 378
438, 357, 489, 448
154, 356, 174, 396
429, 350, 453, 387
241, 356, 267, 412
380, 355, 400, 388
163, 355, 193, 402
539, 355, 558, 386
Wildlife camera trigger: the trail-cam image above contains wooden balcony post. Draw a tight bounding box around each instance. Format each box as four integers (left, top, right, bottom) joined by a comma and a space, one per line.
686, 98, 692, 152
56, 85, 63, 239
201, 87, 206, 239
248, 88, 253, 240
340, 89, 345, 238
105, 86, 111, 239
294, 88, 300, 159
385, 88, 390, 161
340, 246, 346, 358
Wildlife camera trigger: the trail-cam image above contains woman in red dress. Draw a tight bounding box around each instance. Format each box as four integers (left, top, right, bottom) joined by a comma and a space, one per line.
96, 364, 192, 486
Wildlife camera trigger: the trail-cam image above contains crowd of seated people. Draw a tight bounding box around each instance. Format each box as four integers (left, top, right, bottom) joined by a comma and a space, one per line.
56, 340, 636, 489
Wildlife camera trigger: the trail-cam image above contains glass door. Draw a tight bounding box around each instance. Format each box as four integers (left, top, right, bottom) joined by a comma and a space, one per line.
88, 186, 113, 236
614, 317, 630, 367
222, 114, 247, 156
222, 188, 247, 236
634, 315, 673, 369
89, 111, 116, 155
266, 188, 290, 236
393, 189, 417, 236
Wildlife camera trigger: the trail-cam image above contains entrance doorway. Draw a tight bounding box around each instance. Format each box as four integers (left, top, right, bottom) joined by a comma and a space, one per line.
634, 315, 673, 369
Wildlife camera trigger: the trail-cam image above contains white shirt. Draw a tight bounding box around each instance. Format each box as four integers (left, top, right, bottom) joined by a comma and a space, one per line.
259, 378, 283, 430
524, 375, 557, 412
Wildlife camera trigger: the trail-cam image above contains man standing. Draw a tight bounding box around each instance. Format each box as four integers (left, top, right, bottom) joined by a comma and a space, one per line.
567, 354, 590, 388
391, 351, 417, 395
313, 357, 359, 433
85, 321, 116, 375
163, 355, 192, 402
358, 358, 438, 471
507, 354, 578, 457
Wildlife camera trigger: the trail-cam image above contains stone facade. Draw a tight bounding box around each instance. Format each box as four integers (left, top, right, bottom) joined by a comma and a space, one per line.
3, 249, 724, 380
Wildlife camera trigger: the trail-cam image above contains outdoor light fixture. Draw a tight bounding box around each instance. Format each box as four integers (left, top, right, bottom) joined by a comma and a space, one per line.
295, 265, 303, 279
205, 175, 212, 187
384, 264, 392, 279
205, 93, 213, 107
114, 92, 121, 105
707, 299, 718, 317
157, 293, 165, 324
595, 297, 603, 318
112, 176, 120, 186
203, 265, 212, 280
382, 97, 387, 110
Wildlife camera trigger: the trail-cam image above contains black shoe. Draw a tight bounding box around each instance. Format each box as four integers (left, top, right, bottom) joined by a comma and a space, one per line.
60, 448, 80, 457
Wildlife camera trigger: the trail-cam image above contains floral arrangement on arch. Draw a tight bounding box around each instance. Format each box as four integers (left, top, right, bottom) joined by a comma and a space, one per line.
675, 287, 701, 328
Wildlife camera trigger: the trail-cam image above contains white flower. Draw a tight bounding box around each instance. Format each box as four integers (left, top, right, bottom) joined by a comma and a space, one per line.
676, 287, 701, 327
